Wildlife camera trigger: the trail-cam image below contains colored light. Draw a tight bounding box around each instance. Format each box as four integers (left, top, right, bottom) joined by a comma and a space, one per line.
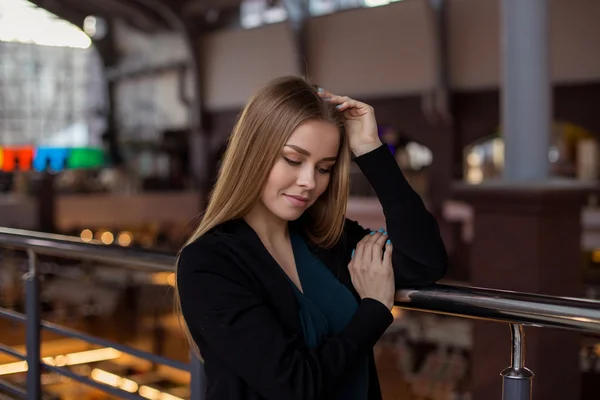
67, 148, 105, 169
0, 146, 105, 171
2, 146, 34, 172
100, 231, 114, 245
80, 229, 93, 242
33, 147, 70, 172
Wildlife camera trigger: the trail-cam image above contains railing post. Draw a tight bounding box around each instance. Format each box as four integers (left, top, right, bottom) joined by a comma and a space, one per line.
190, 351, 205, 400
24, 249, 41, 399
501, 324, 533, 400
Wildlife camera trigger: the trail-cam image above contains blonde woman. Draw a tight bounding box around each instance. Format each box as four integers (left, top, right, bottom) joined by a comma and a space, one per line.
176, 76, 447, 400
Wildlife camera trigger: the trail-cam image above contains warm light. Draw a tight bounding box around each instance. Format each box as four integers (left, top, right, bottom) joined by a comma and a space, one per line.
0, 361, 27, 376
391, 306, 403, 319
80, 229, 93, 242
120, 378, 140, 393
100, 231, 114, 245
466, 152, 482, 167
592, 250, 600, 263
54, 355, 67, 367
0, 347, 120, 376
117, 231, 133, 247
42, 356, 55, 366
151, 272, 176, 287
90, 368, 139, 393
65, 348, 121, 365
91, 368, 121, 387
167, 273, 176, 287
139, 385, 161, 399
467, 169, 483, 184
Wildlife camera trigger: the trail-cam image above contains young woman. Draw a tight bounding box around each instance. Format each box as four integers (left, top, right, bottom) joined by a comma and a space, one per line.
176, 76, 447, 400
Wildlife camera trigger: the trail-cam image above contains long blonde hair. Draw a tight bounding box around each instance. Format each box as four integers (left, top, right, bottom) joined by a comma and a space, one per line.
176, 76, 352, 354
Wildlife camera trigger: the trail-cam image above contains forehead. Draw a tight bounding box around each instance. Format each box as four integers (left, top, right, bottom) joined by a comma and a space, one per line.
286, 120, 340, 156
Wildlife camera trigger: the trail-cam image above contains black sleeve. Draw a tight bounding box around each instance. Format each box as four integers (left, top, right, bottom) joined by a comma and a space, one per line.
177, 237, 394, 400
347, 144, 448, 288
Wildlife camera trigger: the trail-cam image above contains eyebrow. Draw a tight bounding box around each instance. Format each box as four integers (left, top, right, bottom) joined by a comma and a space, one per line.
284, 144, 337, 162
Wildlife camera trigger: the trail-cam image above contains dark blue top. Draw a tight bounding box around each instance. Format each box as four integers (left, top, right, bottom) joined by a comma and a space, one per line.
289, 230, 369, 399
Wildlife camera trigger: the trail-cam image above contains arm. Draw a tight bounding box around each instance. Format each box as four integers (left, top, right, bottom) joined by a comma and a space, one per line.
347, 144, 448, 288
177, 237, 393, 400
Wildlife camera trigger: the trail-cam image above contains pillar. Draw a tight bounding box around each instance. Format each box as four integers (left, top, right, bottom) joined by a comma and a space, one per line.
502, 0, 550, 181
453, 1, 592, 399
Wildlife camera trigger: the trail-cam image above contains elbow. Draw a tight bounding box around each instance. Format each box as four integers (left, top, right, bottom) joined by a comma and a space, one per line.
426, 242, 449, 285
394, 249, 448, 289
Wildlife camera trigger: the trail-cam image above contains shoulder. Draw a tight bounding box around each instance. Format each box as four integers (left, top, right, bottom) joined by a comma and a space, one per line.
177, 228, 241, 276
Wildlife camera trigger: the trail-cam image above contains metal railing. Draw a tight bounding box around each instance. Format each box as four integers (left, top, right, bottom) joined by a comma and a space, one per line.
0, 227, 599, 400
0, 228, 203, 400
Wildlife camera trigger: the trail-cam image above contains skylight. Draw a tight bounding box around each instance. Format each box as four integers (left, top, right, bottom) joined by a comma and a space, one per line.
0, 0, 91, 48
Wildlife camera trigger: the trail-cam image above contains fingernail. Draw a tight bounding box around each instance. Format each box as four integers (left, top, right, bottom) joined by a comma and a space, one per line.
386, 240, 391, 245
369, 231, 375, 235
351, 249, 355, 258
335, 104, 342, 109
324, 97, 331, 101
383, 231, 388, 235
378, 228, 384, 232
318, 87, 324, 92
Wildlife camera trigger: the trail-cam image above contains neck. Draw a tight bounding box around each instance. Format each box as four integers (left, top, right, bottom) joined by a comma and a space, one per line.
243, 203, 289, 247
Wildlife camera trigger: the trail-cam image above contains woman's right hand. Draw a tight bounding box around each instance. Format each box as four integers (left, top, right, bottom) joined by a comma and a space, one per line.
348, 231, 395, 310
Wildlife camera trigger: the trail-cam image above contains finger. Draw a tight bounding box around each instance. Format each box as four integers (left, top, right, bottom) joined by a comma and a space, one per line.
317, 87, 334, 99
348, 249, 355, 271
354, 237, 367, 266
383, 241, 393, 267
372, 231, 388, 261
364, 231, 383, 262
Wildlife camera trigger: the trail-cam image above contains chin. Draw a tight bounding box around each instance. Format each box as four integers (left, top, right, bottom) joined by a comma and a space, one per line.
275, 209, 305, 222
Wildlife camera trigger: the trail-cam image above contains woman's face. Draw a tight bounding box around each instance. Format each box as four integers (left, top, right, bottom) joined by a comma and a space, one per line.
260, 119, 340, 222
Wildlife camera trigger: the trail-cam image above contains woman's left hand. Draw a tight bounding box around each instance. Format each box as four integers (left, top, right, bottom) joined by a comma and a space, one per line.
318, 88, 382, 157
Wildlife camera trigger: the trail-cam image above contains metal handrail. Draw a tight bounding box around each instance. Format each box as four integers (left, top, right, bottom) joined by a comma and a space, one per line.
395, 284, 600, 333
1, 227, 599, 333
0, 227, 199, 400
0, 227, 599, 399
0, 227, 174, 271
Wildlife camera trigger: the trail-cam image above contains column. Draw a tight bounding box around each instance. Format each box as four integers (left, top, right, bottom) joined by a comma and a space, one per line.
453, 1, 591, 399
502, 0, 550, 181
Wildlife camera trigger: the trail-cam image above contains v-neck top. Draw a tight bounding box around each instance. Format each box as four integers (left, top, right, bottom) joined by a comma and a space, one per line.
289, 230, 369, 399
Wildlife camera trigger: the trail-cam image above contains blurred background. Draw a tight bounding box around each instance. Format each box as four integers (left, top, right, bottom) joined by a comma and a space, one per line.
0, 0, 599, 399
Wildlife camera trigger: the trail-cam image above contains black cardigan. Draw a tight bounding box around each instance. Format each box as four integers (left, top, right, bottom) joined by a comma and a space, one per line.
177, 144, 448, 400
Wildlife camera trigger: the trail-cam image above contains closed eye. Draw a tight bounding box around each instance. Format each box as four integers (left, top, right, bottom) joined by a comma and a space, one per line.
283, 156, 301, 166
284, 156, 333, 174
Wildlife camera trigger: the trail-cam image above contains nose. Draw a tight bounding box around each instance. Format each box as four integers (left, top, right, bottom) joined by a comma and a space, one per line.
296, 165, 316, 191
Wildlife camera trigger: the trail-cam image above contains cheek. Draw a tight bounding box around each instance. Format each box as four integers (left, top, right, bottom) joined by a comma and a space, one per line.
315, 174, 331, 196
264, 162, 293, 194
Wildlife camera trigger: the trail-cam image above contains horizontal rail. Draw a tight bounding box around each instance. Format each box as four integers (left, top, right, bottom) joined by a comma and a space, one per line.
395, 284, 600, 333
0, 308, 27, 324
0, 307, 190, 371
0, 227, 174, 272
0, 343, 26, 361
1, 226, 600, 334
41, 320, 190, 371
42, 364, 145, 400
0, 379, 26, 398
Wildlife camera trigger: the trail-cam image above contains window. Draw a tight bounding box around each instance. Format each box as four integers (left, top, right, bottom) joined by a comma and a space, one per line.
0, 0, 105, 148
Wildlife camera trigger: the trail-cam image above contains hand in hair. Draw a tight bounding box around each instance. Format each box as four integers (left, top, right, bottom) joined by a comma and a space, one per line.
348, 230, 395, 310
317, 88, 382, 157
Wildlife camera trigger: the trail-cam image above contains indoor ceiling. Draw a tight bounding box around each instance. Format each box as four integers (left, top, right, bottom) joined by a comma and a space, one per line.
27, 0, 247, 33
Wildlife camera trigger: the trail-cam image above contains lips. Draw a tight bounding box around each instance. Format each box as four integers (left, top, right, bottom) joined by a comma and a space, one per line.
283, 194, 310, 207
